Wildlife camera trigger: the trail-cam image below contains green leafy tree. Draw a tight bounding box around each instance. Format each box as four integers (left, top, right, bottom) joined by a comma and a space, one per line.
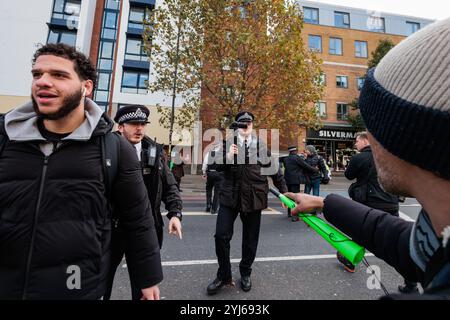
368, 38, 395, 69
143, 0, 204, 154
348, 39, 396, 130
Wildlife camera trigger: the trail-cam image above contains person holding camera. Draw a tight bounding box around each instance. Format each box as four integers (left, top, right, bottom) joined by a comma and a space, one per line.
104, 104, 183, 300
206, 111, 287, 295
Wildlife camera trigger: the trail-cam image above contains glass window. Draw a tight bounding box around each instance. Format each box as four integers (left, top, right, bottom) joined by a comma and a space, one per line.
337, 103, 349, 120
336, 76, 348, 88
355, 41, 368, 58
122, 71, 138, 87
329, 37, 343, 55
105, 11, 118, 29
303, 7, 319, 24
47, 29, 77, 47
308, 35, 322, 52
315, 102, 327, 118
368, 16, 385, 33
334, 11, 350, 28
47, 29, 60, 44
406, 21, 420, 35
94, 90, 109, 102
100, 41, 114, 59
125, 38, 147, 61
105, 0, 119, 10
357, 77, 365, 90
129, 7, 149, 30
52, 0, 81, 23
102, 28, 116, 39
139, 73, 148, 88
60, 31, 77, 45
121, 70, 148, 94
97, 73, 111, 91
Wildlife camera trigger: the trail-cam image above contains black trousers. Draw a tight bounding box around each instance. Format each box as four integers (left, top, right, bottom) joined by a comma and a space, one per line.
287, 184, 301, 217
206, 171, 222, 212
214, 205, 261, 281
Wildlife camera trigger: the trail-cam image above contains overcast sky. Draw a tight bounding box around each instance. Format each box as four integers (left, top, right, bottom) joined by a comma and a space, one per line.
306, 0, 450, 20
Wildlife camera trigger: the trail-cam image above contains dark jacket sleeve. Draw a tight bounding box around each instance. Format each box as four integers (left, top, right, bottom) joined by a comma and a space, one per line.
322, 194, 420, 282
344, 154, 364, 180
297, 156, 319, 174
160, 150, 183, 217
113, 136, 163, 289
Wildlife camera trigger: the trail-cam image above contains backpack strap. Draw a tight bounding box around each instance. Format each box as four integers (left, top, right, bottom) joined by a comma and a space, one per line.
100, 131, 121, 202
0, 134, 8, 157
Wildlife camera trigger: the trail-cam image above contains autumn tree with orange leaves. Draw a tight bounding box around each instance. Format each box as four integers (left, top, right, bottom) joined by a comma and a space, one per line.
145, 0, 324, 142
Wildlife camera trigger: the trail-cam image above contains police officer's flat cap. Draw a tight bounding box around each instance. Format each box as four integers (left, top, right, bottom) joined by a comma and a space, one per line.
114, 105, 150, 124
235, 111, 254, 123
288, 146, 297, 152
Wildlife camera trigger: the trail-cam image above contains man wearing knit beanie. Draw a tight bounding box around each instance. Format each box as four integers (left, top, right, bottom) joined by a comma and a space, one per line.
286, 17, 450, 299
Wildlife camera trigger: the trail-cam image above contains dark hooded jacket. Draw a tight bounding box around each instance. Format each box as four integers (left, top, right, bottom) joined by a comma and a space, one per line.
0, 99, 162, 299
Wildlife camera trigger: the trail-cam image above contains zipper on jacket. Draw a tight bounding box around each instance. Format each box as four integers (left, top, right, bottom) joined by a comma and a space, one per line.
21, 155, 49, 300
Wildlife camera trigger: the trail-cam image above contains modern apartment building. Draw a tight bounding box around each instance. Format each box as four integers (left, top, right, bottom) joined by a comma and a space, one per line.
296, 1, 434, 170
0, 0, 188, 145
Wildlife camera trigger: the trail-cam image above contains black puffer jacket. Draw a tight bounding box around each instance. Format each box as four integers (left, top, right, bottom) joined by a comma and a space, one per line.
0, 101, 162, 299
345, 146, 398, 210
214, 137, 287, 212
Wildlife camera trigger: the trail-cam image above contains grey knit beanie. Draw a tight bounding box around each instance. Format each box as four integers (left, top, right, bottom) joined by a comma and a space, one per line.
359, 17, 450, 179
306, 145, 317, 155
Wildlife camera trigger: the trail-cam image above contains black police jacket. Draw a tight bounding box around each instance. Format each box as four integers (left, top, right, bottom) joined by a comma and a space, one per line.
141, 136, 182, 235
282, 152, 319, 185
213, 137, 287, 212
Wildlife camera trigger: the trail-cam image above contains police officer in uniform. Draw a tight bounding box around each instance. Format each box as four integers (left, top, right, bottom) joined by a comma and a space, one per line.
104, 104, 183, 300
202, 140, 224, 214
206, 111, 287, 295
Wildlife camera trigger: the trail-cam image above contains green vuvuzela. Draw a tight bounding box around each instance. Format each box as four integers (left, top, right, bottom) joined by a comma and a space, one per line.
270, 187, 365, 265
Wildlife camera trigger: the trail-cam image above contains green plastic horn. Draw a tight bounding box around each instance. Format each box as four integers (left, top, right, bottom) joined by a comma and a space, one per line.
270, 187, 365, 265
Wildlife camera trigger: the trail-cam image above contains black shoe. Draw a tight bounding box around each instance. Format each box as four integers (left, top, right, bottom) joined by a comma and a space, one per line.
206, 278, 233, 295
291, 216, 299, 222
336, 252, 355, 273
205, 207, 211, 212
398, 283, 419, 294
240, 276, 252, 292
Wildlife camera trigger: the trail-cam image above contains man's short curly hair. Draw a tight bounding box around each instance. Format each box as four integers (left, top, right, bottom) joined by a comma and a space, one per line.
32, 43, 97, 90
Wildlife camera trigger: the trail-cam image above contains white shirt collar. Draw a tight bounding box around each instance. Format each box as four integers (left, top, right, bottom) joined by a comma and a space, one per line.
134, 141, 142, 161
238, 133, 252, 147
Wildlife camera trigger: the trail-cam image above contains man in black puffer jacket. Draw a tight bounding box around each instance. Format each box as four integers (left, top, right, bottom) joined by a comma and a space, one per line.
0, 44, 162, 300
286, 18, 450, 299
345, 132, 399, 215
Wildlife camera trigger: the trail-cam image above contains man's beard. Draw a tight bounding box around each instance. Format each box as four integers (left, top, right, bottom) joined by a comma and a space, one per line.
32, 89, 83, 120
